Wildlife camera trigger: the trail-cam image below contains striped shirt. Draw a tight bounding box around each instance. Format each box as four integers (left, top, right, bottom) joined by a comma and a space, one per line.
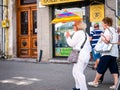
90, 29, 103, 48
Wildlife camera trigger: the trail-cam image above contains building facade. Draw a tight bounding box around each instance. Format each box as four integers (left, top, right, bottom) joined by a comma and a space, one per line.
3, 0, 118, 61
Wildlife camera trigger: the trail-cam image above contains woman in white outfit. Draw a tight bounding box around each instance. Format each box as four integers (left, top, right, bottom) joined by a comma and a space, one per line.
65, 20, 91, 90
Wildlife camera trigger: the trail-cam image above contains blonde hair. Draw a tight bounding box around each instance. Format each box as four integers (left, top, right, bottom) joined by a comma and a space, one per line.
74, 21, 86, 30
81, 22, 86, 30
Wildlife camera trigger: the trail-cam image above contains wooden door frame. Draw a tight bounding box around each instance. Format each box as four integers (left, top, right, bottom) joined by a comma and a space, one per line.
16, 0, 37, 58
16, 0, 37, 9
29, 8, 37, 58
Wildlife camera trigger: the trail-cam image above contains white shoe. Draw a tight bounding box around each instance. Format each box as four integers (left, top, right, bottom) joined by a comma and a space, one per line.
109, 85, 116, 89
88, 81, 99, 87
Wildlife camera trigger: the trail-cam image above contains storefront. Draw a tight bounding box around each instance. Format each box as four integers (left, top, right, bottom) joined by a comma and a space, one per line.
38, 0, 105, 60
4, 0, 117, 61
52, 2, 88, 58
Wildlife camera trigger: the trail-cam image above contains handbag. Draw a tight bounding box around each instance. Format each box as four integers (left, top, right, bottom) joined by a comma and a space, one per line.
94, 28, 113, 52
67, 32, 87, 63
67, 49, 80, 63
94, 38, 113, 52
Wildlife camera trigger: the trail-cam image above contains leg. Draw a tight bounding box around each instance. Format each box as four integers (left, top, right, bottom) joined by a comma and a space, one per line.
75, 61, 88, 90
88, 72, 102, 87
88, 56, 109, 87
94, 59, 100, 69
92, 50, 101, 69
72, 64, 79, 88
99, 73, 104, 83
94, 56, 109, 82
112, 74, 119, 85
93, 72, 102, 83
74, 51, 90, 90
109, 56, 119, 88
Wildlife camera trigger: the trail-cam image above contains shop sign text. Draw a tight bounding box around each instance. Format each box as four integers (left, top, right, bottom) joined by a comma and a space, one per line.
41, 0, 83, 5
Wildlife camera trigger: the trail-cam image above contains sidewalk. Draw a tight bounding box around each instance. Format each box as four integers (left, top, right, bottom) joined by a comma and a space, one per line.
0, 58, 117, 90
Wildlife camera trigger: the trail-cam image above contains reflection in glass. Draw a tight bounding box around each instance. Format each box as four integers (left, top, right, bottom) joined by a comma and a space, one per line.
33, 11, 37, 34
54, 22, 74, 56
55, 22, 73, 48
54, 7, 85, 56
21, 12, 28, 35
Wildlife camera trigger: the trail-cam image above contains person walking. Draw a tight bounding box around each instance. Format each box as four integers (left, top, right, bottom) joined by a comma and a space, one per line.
89, 23, 103, 69
65, 20, 91, 90
88, 17, 119, 89
89, 23, 104, 84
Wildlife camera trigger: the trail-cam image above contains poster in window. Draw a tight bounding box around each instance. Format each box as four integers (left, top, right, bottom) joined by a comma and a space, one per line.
90, 4, 104, 22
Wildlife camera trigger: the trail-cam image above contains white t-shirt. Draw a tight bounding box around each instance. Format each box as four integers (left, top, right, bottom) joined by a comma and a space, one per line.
101, 27, 119, 57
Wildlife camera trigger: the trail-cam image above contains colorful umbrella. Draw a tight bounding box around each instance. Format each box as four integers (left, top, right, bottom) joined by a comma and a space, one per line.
51, 10, 82, 24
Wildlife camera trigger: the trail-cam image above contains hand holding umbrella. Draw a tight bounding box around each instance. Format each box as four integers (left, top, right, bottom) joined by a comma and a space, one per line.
65, 32, 71, 38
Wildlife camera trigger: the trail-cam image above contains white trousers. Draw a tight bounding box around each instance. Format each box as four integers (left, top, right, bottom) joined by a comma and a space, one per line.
72, 51, 90, 90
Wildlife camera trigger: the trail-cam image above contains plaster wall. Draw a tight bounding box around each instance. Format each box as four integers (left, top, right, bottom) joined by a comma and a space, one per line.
105, 0, 116, 28
37, 0, 53, 61
8, 0, 17, 57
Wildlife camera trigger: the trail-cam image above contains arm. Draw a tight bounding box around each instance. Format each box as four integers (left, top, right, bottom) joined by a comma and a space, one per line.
101, 29, 112, 44
101, 33, 110, 44
118, 42, 120, 45
89, 31, 93, 41
89, 37, 92, 41
66, 32, 80, 47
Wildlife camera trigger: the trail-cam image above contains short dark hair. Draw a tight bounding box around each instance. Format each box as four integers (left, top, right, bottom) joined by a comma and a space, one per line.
102, 17, 113, 26
94, 23, 99, 28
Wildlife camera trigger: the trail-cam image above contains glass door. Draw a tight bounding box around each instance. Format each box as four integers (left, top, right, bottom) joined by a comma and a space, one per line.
53, 7, 86, 57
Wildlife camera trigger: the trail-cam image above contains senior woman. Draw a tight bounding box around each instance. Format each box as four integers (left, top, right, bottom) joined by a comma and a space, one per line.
88, 17, 119, 89
65, 20, 91, 90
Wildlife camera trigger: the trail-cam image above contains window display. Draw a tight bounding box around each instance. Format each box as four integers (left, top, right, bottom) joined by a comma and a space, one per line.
53, 7, 85, 57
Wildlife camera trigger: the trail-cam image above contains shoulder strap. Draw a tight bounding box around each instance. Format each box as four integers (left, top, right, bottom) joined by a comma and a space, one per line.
81, 32, 87, 49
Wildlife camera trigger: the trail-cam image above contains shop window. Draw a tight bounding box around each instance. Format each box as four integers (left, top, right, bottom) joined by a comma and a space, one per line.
53, 7, 86, 57
21, 0, 36, 5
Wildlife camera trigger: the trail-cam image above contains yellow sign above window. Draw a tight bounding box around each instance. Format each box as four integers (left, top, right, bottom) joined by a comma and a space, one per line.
90, 4, 104, 22
41, 0, 83, 5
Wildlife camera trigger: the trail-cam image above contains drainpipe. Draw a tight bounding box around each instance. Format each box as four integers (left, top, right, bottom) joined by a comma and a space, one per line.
3, 0, 8, 58
1, 0, 5, 58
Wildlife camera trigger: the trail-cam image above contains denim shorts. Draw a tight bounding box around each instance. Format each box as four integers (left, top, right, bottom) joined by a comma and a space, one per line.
92, 49, 101, 61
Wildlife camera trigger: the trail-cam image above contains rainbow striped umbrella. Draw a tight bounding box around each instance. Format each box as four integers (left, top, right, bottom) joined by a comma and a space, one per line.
51, 10, 82, 24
